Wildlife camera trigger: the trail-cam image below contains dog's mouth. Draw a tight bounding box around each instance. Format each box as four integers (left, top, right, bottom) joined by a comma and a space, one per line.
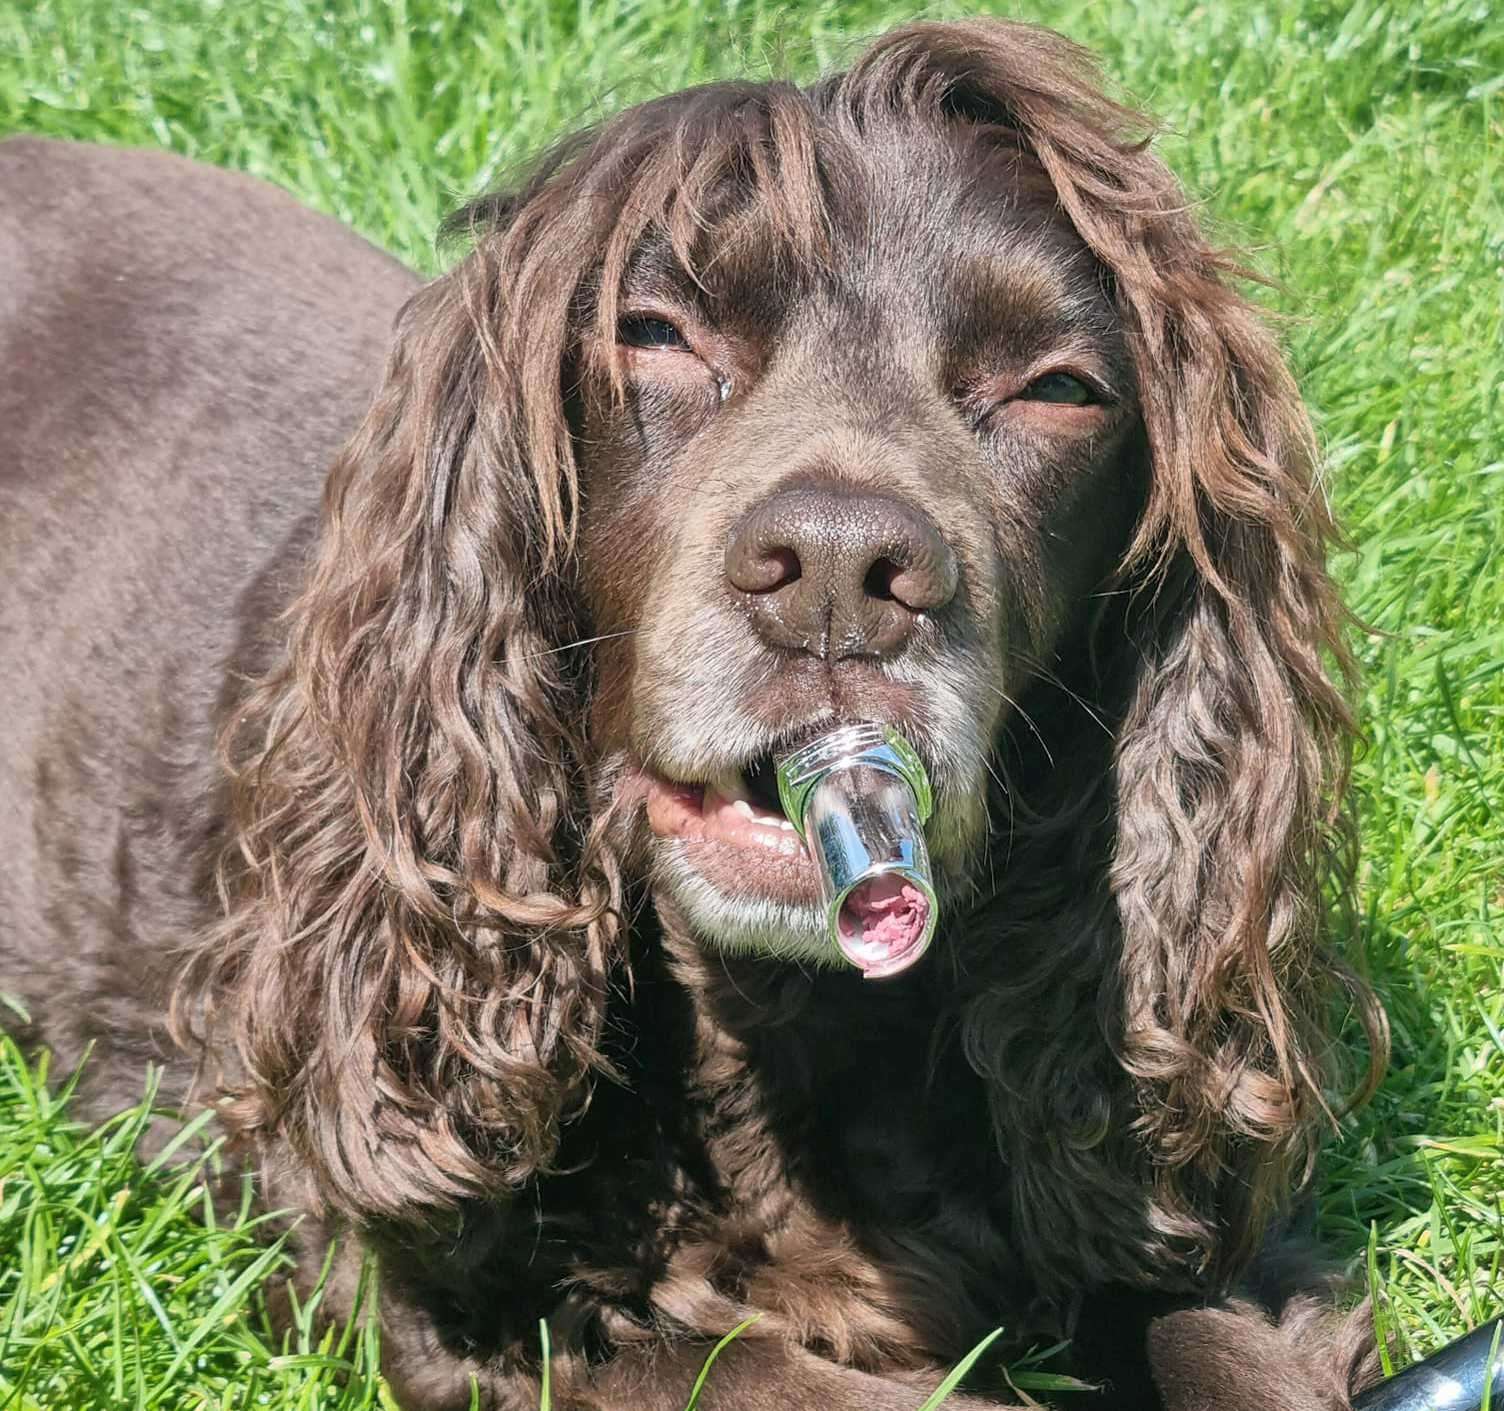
644, 750, 805, 869
641, 739, 936, 974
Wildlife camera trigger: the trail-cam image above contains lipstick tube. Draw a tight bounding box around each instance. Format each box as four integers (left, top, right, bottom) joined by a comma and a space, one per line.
776, 723, 938, 979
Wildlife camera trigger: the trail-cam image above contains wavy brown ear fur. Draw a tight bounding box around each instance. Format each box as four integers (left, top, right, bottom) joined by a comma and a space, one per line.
175, 224, 626, 1226
176, 76, 842, 1229
846, 20, 1388, 1286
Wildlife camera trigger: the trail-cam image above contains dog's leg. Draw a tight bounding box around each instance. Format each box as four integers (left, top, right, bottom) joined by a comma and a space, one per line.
563, 1336, 1022, 1411
377, 1325, 1023, 1411
271, 1229, 1021, 1411
1145, 1296, 1380, 1411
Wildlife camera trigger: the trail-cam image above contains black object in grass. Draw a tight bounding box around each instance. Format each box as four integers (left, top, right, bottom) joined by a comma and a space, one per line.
1354, 1320, 1503, 1411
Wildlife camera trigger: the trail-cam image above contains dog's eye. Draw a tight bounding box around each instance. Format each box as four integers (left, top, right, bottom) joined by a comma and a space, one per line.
1017, 372, 1096, 405
618, 315, 691, 351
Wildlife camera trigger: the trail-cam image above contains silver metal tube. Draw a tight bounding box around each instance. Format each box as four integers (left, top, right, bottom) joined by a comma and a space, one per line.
776, 723, 938, 978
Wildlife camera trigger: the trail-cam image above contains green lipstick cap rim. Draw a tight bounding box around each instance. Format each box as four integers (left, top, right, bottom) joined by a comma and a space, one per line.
774, 724, 933, 841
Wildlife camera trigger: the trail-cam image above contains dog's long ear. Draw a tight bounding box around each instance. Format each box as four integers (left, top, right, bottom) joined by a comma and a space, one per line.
180, 214, 626, 1225
848, 20, 1387, 1284
1019, 46, 1391, 1281
179, 79, 832, 1228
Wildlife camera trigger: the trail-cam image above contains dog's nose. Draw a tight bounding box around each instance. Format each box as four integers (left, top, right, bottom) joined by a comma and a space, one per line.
725, 485, 958, 659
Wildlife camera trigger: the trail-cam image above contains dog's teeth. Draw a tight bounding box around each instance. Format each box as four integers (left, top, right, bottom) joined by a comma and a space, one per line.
732, 799, 757, 820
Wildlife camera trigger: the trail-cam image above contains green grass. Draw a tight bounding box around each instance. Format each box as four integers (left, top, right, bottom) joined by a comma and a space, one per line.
1, 0, 1501, 1405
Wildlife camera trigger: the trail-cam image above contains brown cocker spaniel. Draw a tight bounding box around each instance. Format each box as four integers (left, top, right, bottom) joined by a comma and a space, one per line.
0, 18, 1388, 1411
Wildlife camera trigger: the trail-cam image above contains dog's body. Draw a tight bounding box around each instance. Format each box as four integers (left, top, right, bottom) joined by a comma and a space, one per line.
0, 136, 416, 1116
1, 20, 1385, 1411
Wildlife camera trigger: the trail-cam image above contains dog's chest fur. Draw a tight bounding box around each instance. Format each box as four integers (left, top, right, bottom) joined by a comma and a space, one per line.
403, 921, 1035, 1372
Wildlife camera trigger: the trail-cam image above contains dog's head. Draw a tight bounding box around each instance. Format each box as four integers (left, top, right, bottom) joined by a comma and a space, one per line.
198, 19, 1383, 1285
566, 69, 1141, 967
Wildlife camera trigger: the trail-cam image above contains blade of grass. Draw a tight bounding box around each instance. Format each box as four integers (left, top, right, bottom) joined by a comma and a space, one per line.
914, 1328, 1004, 1411
682, 1315, 761, 1411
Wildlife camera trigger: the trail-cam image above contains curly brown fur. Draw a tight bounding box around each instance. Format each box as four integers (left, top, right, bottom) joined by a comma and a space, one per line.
0, 18, 1387, 1411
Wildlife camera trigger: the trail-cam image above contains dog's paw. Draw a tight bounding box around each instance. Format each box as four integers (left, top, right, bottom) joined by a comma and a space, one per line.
1146, 1304, 1344, 1411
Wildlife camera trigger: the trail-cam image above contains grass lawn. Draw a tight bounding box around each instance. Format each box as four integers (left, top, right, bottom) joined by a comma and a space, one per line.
1, 0, 1501, 1406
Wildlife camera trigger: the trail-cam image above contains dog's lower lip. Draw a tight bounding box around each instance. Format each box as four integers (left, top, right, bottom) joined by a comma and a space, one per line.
642, 769, 822, 901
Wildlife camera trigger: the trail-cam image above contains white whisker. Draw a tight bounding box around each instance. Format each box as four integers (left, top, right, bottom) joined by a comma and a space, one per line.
983, 682, 1055, 768
516, 628, 641, 661
1007, 651, 1113, 738
981, 752, 1016, 870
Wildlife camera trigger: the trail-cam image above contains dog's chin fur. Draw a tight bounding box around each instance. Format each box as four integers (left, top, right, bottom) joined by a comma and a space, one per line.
650, 831, 983, 970
651, 844, 838, 965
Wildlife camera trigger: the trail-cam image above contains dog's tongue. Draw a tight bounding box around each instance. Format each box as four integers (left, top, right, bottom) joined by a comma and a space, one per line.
836, 874, 930, 978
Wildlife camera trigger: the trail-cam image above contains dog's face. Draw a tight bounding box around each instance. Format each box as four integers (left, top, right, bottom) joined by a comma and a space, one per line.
573, 122, 1142, 964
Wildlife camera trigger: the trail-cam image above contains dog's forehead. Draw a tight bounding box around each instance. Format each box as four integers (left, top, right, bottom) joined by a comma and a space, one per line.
831, 125, 1116, 345
842, 126, 1090, 272
621, 119, 1117, 354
